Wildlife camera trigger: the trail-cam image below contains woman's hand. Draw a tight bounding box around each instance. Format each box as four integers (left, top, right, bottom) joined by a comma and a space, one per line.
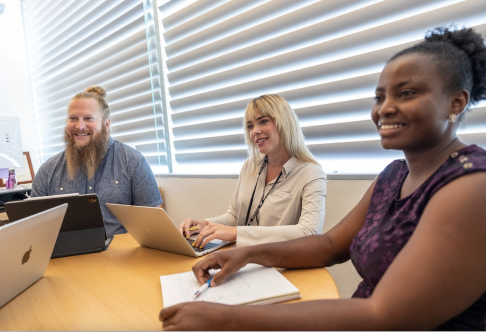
160, 302, 233, 331
192, 247, 250, 286
193, 223, 237, 248
160, 249, 251, 329
178, 218, 209, 238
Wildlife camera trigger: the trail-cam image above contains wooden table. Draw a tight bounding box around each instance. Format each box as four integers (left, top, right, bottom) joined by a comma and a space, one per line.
0, 234, 339, 331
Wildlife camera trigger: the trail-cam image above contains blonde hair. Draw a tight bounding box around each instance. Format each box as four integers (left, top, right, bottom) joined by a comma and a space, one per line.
70, 86, 110, 121
244, 94, 319, 172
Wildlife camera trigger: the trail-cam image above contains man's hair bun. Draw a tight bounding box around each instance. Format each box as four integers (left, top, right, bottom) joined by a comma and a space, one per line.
84, 86, 107, 99
71, 86, 110, 121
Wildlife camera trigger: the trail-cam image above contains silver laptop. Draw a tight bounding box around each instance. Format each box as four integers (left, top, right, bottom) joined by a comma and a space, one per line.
0, 204, 67, 308
106, 204, 233, 257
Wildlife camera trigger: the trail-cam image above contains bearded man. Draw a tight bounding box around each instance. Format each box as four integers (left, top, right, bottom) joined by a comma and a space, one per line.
31, 86, 163, 236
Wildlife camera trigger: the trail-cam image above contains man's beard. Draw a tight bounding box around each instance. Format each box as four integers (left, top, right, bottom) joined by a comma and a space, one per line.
63, 126, 109, 180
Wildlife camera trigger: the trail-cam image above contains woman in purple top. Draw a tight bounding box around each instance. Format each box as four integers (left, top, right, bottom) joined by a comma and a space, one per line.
160, 27, 486, 330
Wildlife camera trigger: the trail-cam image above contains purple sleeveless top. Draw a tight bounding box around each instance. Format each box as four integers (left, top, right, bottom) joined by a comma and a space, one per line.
350, 145, 486, 330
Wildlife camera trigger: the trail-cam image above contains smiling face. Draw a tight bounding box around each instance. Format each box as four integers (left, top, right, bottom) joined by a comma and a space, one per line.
66, 98, 110, 147
372, 54, 457, 153
246, 110, 284, 158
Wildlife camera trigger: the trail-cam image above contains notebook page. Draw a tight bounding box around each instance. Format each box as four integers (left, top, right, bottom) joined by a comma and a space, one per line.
161, 264, 300, 307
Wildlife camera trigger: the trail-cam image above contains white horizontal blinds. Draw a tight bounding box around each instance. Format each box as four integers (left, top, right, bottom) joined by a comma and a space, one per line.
22, 0, 168, 172
161, 0, 486, 174
143, 0, 172, 172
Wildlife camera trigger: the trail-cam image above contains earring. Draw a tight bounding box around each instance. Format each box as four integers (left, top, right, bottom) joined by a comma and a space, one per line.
449, 114, 457, 123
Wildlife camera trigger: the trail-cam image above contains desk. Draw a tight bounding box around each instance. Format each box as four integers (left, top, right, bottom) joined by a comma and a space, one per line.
0, 184, 32, 198
0, 184, 32, 194
0, 234, 339, 331
0, 185, 31, 216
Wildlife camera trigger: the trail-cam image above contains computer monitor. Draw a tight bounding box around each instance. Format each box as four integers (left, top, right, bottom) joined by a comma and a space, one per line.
0, 117, 23, 169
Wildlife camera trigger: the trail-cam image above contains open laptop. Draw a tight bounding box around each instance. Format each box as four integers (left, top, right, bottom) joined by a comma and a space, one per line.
106, 204, 233, 257
0, 204, 67, 308
5, 194, 111, 258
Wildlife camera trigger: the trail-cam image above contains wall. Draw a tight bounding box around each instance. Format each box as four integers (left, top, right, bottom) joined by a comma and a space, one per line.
156, 176, 373, 298
0, 0, 39, 171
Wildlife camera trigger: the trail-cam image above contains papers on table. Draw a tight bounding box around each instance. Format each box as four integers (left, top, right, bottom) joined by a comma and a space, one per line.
160, 263, 301, 307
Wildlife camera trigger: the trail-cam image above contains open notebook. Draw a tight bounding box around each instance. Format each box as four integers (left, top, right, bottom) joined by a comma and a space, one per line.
160, 264, 301, 307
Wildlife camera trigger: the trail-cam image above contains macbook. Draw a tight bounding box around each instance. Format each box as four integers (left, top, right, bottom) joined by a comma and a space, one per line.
0, 204, 67, 308
5, 194, 111, 258
106, 204, 233, 257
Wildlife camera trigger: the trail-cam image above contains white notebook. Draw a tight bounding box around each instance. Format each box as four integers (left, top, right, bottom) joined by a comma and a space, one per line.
160, 264, 301, 307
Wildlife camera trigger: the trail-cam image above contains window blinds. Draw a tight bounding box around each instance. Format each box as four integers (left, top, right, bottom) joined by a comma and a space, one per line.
22, 0, 169, 172
159, 0, 486, 175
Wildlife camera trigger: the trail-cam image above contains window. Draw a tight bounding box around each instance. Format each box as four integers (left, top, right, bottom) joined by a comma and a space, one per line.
22, 0, 170, 172
158, 0, 486, 175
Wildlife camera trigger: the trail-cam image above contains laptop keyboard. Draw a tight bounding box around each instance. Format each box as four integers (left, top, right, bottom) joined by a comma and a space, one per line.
186, 238, 221, 252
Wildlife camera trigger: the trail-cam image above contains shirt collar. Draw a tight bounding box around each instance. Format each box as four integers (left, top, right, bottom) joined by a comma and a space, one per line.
258, 155, 298, 178
107, 136, 115, 149
282, 156, 298, 178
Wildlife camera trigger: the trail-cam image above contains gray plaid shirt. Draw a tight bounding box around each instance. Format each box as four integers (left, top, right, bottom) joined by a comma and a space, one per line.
31, 137, 163, 236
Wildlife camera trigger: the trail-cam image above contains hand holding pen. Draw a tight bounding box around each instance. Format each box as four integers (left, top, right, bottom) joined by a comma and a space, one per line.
194, 277, 213, 300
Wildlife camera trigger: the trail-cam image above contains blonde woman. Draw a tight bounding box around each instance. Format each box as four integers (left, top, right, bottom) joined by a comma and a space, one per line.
179, 94, 326, 248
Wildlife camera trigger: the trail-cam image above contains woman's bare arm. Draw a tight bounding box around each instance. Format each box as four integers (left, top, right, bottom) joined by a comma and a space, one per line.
191, 179, 376, 286
162, 173, 486, 330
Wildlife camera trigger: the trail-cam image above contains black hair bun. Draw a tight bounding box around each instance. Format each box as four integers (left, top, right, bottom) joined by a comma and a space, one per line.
426, 27, 486, 104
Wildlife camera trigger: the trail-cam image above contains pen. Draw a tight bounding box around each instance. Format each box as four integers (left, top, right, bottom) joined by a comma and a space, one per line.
193, 277, 213, 300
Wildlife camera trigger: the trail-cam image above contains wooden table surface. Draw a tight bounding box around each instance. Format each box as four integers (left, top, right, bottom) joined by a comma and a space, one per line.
0, 234, 339, 331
